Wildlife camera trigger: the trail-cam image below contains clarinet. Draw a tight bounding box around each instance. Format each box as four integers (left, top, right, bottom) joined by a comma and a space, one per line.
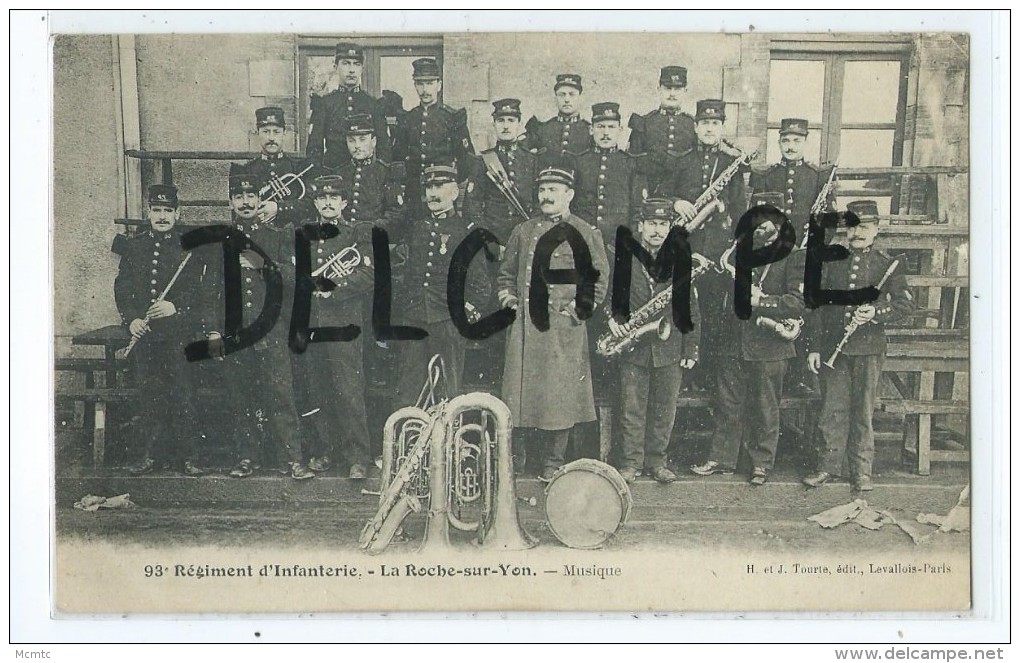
822, 258, 901, 369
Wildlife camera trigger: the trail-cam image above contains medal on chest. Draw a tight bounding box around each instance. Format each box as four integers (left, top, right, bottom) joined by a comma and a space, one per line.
440, 234, 451, 255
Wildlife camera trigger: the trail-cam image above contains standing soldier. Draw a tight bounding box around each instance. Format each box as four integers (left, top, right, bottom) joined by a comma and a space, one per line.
217, 165, 313, 480
335, 113, 406, 233
307, 41, 393, 170
523, 73, 592, 161
750, 117, 837, 396
607, 198, 701, 484
749, 118, 836, 247
497, 162, 610, 481
802, 201, 914, 491
393, 58, 475, 213
572, 101, 648, 246
656, 99, 748, 392
690, 194, 805, 486
243, 106, 320, 228
465, 98, 539, 245
627, 66, 697, 191
291, 175, 375, 480
391, 162, 488, 406
118, 184, 208, 476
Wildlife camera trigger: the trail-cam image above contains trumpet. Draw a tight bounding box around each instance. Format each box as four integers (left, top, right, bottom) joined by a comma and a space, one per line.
310, 243, 362, 281
756, 315, 804, 341
823, 259, 900, 369
596, 252, 714, 357
259, 163, 315, 203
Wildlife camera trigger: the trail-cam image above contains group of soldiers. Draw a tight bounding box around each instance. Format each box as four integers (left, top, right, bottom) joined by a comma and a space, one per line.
115, 41, 914, 492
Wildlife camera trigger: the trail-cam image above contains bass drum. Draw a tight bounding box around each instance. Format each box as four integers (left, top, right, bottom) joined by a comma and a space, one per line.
543, 459, 633, 549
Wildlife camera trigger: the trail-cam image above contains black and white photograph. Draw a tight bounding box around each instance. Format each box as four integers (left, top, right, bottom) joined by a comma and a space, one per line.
27, 10, 1002, 625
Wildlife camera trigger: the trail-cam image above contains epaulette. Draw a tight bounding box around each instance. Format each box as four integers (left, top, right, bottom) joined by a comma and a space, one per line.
627, 112, 645, 130
438, 103, 460, 115
111, 233, 129, 256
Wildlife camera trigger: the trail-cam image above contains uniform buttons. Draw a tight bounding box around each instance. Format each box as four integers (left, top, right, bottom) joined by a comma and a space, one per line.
852, 265, 859, 271
598, 173, 606, 180
561, 141, 569, 147
600, 164, 607, 171
420, 130, 427, 136
353, 192, 360, 198
788, 169, 795, 176
355, 173, 361, 180
153, 251, 159, 257
318, 248, 324, 254
150, 289, 157, 295
668, 134, 675, 140
246, 289, 253, 295
420, 153, 427, 160
245, 277, 252, 283
151, 268, 158, 274
428, 252, 434, 257
151, 259, 158, 265
509, 171, 515, 179
667, 143, 674, 149
150, 279, 157, 285
246, 302, 253, 308
426, 262, 432, 267
150, 298, 156, 304
787, 188, 794, 194
154, 242, 160, 248
423, 282, 429, 287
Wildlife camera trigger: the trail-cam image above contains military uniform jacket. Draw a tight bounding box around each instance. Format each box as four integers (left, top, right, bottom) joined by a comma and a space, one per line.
114, 229, 207, 338
392, 211, 489, 325
749, 160, 835, 246
242, 153, 325, 225
307, 85, 392, 169
616, 261, 702, 369
523, 114, 592, 162
306, 219, 375, 328
627, 109, 697, 162
716, 253, 806, 362
571, 147, 649, 247
656, 145, 749, 258
463, 142, 539, 244
336, 157, 406, 231
497, 213, 610, 428
803, 246, 913, 357
393, 103, 474, 179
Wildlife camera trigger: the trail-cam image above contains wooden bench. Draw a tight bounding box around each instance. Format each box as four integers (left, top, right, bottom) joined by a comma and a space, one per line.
883, 340, 969, 475
55, 388, 139, 468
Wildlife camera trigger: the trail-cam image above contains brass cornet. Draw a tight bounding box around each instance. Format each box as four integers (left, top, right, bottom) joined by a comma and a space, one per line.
311, 243, 362, 281
259, 163, 315, 202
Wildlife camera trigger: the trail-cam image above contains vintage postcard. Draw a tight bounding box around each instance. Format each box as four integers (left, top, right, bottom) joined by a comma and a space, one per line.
49, 20, 978, 617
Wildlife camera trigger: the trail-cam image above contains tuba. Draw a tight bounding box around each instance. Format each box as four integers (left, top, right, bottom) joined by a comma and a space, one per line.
259, 163, 315, 203
361, 357, 535, 554
311, 242, 362, 281
596, 252, 714, 357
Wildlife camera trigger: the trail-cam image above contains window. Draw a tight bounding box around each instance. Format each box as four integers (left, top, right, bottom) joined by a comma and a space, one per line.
296, 36, 443, 153
767, 45, 910, 214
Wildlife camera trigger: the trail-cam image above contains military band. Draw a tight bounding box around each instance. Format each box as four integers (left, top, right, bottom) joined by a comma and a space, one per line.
111, 40, 915, 497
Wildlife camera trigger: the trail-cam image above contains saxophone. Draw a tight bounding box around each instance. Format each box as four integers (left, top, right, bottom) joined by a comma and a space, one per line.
596, 252, 713, 357
800, 161, 839, 248
677, 148, 758, 233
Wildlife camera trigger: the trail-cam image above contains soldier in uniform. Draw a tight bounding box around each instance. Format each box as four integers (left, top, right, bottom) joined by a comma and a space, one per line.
307, 41, 392, 170
750, 117, 836, 396
523, 73, 592, 161
690, 194, 806, 485
243, 106, 321, 228
607, 198, 701, 484
335, 113, 406, 233
749, 118, 835, 248
656, 99, 748, 393
391, 162, 488, 406
464, 98, 539, 245
117, 185, 208, 476
216, 165, 314, 480
290, 175, 375, 480
393, 58, 475, 213
627, 66, 697, 192
802, 201, 914, 491
497, 162, 610, 481
572, 101, 648, 247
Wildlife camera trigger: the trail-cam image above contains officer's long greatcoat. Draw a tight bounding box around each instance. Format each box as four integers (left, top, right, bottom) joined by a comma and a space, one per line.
497, 213, 610, 429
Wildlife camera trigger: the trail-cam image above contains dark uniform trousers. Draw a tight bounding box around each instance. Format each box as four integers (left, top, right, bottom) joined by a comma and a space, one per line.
657, 144, 748, 390
390, 211, 488, 407
707, 259, 803, 471
616, 275, 701, 471
215, 223, 304, 466
290, 221, 375, 468
806, 246, 913, 479
627, 108, 697, 192
307, 85, 392, 169
114, 229, 207, 464
524, 114, 592, 164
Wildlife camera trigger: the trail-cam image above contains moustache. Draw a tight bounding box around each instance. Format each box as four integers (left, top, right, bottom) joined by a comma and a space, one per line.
238, 205, 256, 212
539, 199, 555, 206
426, 197, 442, 204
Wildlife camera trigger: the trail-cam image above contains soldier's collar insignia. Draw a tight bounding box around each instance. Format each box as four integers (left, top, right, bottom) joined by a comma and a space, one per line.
354, 157, 373, 167
557, 114, 580, 123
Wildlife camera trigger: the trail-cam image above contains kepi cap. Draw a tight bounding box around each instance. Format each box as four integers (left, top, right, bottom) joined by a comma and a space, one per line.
147, 184, 179, 208
228, 163, 259, 195
553, 73, 583, 93
591, 102, 622, 124
659, 66, 688, 88
255, 106, 285, 129
334, 42, 364, 63
412, 58, 441, 81
640, 198, 674, 220
492, 98, 522, 119
779, 118, 809, 137
421, 161, 459, 185
535, 160, 575, 188
846, 200, 880, 222
695, 99, 726, 122
344, 113, 375, 135
310, 174, 345, 197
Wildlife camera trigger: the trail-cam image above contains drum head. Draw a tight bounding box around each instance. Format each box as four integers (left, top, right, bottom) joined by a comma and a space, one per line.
544, 460, 631, 549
